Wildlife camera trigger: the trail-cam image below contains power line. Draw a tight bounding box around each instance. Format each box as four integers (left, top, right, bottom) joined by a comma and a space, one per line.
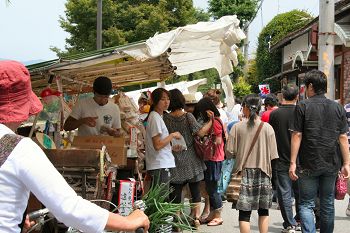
260, 1, 264, 28
244, 0, 265, 30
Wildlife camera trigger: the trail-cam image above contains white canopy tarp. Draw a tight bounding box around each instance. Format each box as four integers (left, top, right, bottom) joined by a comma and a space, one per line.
124, 15, 246, 78
125, 78, 207, 105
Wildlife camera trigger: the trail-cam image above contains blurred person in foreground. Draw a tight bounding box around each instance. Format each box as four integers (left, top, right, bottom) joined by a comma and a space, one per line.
289, 70, 350, 233
0, 60, 149, 233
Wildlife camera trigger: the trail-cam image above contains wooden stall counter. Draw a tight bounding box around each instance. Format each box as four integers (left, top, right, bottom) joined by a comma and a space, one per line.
72, 135, 127, 167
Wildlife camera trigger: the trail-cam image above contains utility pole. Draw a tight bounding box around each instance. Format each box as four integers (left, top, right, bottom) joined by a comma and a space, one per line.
318, 0, 335, 99
243, 0, 264, 74
96, 0, 102, 50
243, 27, 249, 75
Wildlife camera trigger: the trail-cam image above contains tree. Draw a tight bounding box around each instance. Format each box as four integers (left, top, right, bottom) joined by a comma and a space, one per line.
54, 0, 209, 56
208, 0, 260, 27
256, 10, 313, 93
232, 76, 251, 98
246, 59, 259, 93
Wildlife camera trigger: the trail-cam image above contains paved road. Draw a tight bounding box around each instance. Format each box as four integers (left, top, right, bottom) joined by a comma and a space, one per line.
184, 197, 350, 233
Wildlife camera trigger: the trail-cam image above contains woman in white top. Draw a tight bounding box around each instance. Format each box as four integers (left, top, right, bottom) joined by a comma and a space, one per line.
0, 60, 149, 233
144, 88, 181, 189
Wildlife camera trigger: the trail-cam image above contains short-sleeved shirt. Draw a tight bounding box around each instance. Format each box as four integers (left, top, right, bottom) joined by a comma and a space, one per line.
69, 98, 121, 136
145, 111, 175, 170
269, 104, 296, 166
212, 118, 225, 162
345, 103, 350, 149
291, 95, 348, 171
261, 107, 278, 122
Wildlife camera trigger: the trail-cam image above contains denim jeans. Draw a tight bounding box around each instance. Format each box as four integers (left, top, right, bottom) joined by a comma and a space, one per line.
298, 169, 337, 233
276, 167, 299, 229
205, 179, 223, 210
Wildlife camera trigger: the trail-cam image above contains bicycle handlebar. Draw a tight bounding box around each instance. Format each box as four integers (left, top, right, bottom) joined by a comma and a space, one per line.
28, 200, 146, 233
28, 208, 49, 221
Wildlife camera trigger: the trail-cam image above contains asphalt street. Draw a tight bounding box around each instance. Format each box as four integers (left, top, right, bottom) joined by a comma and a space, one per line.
184, 197, 350, 233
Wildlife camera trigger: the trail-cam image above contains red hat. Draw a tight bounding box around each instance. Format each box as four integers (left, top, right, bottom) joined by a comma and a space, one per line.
0, 60, 43, 123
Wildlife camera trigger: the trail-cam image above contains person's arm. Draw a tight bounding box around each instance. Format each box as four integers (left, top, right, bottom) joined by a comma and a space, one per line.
152, 132, 181, 151
197, 120, 212, 137
102, 127, 121, 137
108, 104, 122, 136
289, 131, 302, 181
63, 116, 98, 131
213, 118, 223, 145
339, 133, 350, 179
15, 139, 107, 232
105, 210, 149, 232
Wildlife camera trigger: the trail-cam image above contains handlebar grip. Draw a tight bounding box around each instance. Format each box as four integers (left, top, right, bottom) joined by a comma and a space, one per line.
135, 227, 144, 233
28, 208, 49, 221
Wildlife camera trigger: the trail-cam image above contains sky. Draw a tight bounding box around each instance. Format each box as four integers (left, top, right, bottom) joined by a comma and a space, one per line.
1, 0, 319, 63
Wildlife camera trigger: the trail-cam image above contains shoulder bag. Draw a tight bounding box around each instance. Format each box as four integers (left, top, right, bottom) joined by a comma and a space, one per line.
226, 122, 264, 202
192, 116, 216, 161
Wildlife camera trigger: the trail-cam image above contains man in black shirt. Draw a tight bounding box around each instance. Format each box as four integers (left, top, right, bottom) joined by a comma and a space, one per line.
289, 70, 350, 233
269, 86, 299, 233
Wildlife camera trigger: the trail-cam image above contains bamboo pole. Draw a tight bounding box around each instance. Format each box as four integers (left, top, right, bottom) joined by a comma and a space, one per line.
29, 114, 39, 138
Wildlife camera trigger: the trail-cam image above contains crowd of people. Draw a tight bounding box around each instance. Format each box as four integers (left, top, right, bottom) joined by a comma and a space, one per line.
141, 69, 350, 233
0, 59, 349, 233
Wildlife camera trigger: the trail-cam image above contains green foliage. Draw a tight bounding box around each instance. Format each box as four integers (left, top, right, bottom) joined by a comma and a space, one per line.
208, 0, 259, 26
256, 10, 313, 93
143, 183, 193, 233
246, 59, 259, 93
54, 0, 210, 56
232, 76, 251, 98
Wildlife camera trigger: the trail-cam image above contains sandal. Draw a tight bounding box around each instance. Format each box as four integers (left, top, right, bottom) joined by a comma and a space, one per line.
199, 213, 209, 224
207, 218, 223, 226
191, 218, 200, 229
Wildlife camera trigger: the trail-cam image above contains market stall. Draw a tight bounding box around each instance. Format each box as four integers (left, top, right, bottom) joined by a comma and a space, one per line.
25, 15, 246, 214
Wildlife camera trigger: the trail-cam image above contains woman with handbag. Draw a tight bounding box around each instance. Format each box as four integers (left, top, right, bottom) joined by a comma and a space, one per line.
193, 97, 225, 226
226, 94, 279, 233
163, 89, 212, 229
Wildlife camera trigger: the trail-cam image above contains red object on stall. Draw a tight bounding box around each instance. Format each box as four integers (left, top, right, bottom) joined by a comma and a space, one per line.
40, 87, 61, 98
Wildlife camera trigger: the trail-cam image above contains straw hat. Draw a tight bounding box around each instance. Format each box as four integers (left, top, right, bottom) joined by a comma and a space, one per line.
183, 93, 198, 104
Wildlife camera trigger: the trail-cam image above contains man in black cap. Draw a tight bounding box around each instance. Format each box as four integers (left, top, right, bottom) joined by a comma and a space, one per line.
64, 76, 121, 136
